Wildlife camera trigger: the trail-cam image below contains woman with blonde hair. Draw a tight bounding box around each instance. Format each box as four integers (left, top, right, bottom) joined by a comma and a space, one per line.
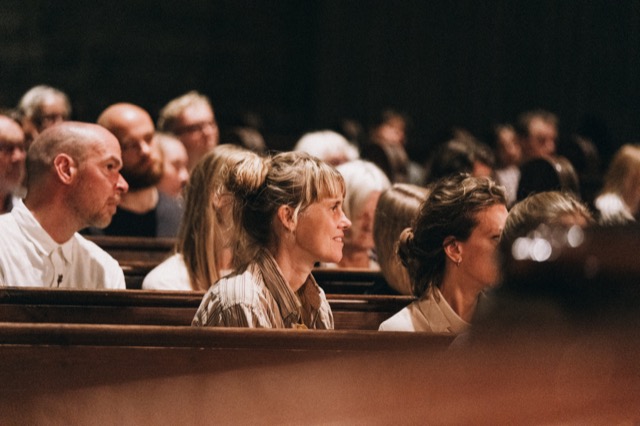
143, 144, 261, 291
379, 174, 507, 333
193, 151, 351, 329
373, 183, 431, 295
594, 144, 640, 225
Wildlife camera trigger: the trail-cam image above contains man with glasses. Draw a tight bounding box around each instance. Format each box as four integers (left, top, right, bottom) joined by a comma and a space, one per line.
157, 91, 219, 170
95, 103, 182, 237
0, 115, 26, 214
16, 85, 71, 148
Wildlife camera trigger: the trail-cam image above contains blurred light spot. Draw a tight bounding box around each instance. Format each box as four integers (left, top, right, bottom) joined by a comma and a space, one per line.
512, 238, 531, 260
531, 238, 552, 262
567, 225, 584, 247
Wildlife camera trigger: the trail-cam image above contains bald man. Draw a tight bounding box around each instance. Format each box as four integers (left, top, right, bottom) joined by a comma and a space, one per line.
97, 103, 182, 237
0, 115, 26, 213
0, 122, 128, 289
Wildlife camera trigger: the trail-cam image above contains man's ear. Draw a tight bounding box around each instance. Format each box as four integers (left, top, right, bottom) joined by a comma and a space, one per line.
53, 154, 77, 185
443, 235, 462, 262
276, 205, 296, 232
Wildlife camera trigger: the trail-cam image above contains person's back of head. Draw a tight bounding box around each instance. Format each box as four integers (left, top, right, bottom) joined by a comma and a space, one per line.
221, 126, 267, 155
178, 144, 260, 290
517, 155, 580, 202
501, 191, 594, 256
294, 130, 358, 167
398, 174, 506, 297
425, 134, 495, 183
600, 144, 640, 210
374, 183, 431, 295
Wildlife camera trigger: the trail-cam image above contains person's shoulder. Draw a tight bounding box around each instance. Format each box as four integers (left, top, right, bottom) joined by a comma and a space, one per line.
142, 253, 191, 291
213, 268, 264, 307
73, 233, 120, 266
378, 305, 414, 331
0, 212, 23, 247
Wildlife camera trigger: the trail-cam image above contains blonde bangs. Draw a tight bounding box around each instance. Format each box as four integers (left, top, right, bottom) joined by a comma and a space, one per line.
308, 161, 346, 204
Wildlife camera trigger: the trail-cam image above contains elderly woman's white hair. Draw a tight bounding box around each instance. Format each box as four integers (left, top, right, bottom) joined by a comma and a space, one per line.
293, 130, 359, 166
336, 159, 391, 221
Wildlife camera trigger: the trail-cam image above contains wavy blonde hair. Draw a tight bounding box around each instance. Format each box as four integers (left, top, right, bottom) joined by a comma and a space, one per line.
177, 144, 263, 290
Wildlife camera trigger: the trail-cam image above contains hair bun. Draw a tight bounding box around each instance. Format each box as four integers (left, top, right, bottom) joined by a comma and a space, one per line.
396, 227, 415, 266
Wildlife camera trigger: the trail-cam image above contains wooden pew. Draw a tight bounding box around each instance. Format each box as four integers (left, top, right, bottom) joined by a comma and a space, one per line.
0, 287, 414, 330
86, 235, 175, 264
123, 264, 397, 293
87, 235, 399, 293
1, 321, 639, 424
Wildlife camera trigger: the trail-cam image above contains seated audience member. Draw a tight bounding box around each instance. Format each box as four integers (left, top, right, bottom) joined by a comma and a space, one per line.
487, 123, 522, 207
221, 126, 267, 155
470, 191, 595, 337
515, 109, 559, 163
97, 103, 182, 237
373, 183, 431, 296
516, 155, 580, 202
322, 159, 390, 269
0, 115, 26, 213
157, 91, 219, 170
500, 191, 595, 254
557, 134, 602, 207
16, 85, 71, 148
378, 174, 507, 333
192, 151, 351, 328
594, 144, 640, 225
0, 122, 128, 289
424, 131, 495, 184
143, 145, 261, 291
293, 130, 358, 167
155, 132, 189, 200
361, 109, 412, 183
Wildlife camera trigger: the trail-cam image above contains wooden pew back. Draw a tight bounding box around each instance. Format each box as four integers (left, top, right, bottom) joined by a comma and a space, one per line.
0, 288, 414, 330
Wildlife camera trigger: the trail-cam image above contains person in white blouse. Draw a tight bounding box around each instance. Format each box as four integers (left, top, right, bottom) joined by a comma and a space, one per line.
379, 174, 507, 334
143, 144, 261, 291
0, 122, 129, 289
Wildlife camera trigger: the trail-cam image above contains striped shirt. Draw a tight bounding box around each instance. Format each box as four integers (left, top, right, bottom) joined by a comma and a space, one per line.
192, 250, 334, 329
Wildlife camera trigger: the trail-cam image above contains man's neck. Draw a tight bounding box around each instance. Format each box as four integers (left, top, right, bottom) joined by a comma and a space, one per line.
119, 186, 159, 214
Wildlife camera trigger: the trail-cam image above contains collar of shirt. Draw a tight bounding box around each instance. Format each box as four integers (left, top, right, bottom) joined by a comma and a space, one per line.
11, 199, 74, 265
418, 286, 470, 334
255, 249, 323, 327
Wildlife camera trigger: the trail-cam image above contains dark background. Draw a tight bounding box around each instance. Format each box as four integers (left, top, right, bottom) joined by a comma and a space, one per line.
1, 0, 639, 165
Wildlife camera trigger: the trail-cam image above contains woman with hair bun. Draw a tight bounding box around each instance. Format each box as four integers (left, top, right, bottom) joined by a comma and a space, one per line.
193, 151, 351, 329
379, 174, 507, 333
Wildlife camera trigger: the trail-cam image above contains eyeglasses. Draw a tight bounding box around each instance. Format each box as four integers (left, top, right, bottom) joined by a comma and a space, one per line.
173, 120, 217, 135
0, 143, 25, 156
